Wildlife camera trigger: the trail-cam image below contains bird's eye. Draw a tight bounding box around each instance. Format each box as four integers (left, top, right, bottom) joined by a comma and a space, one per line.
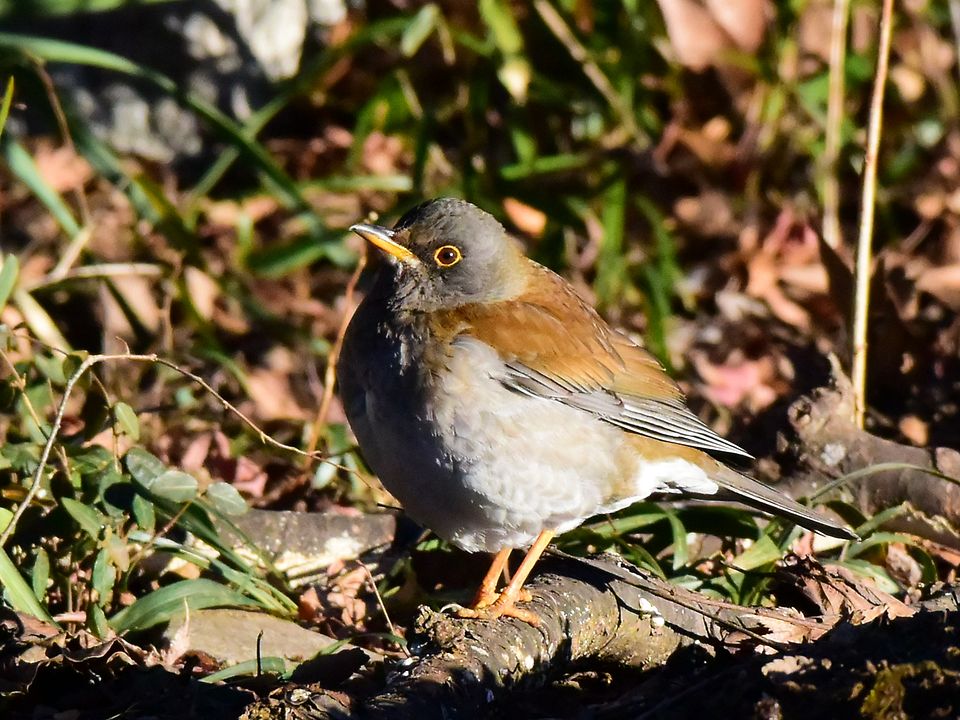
433, 245, 462, 268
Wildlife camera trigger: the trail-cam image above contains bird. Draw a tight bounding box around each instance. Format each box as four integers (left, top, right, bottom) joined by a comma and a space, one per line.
337, 197, 856, 624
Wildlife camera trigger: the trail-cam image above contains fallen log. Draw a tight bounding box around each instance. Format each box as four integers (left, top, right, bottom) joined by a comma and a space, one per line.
242, 552, 914, 720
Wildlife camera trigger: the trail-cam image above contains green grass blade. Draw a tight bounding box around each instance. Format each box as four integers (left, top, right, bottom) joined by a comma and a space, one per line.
13, 288, 73, 351
810, 462, 960, 501
109, 578, 257, 634
3, 139, 81, 237
0, 0, 180, 18
0, 76, 13, 140
664, 510, 689, 571
401, 3, 440, 57
730, 535, 782, 571
0, 547, 57, 624
0, 253, 18, 311
200, 656, 289, 684
596, 175, 627, 306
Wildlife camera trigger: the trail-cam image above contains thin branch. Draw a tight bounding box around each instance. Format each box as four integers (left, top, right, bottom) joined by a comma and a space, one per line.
851, 0, 894, 428
822, 0, 850, 250
30, 58, 93, 248
0, 352, 102, 549
359, 560, 410, 657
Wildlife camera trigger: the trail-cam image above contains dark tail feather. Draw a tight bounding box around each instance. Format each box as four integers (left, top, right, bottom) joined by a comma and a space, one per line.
712, 467, 859, 541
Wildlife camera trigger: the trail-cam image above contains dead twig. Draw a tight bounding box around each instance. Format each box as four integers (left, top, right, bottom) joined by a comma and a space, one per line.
851, 0, 894, 428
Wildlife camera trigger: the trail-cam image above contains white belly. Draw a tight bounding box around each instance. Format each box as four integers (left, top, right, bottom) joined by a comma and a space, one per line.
426, 337, 716, 552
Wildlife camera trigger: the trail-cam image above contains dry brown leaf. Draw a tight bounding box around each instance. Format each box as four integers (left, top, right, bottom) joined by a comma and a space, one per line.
703, 0, 769, 52
184, 266, 220, 320
503, 197, 547, 237
806, 561, 914, 619
231, 456, 269, 498
890, 64, 926, 103
674, 191, 737, 238
692, 352, 779, 410
204, 196, 280, 226
34, 142, 94, 194
110, 275, 162, 333
655, 0, 732, 71
675, 124, 737, 167
899, 415, 929, 446
324, 565, 369, 627
180, 432, 213, 473
245, 366, 309, 421
744, 209, 830, 330
739, 612, 831, 645
796, 1, 833, 62
362, 132, 407, 176
885, 542, 923, 593
298, 586, 324, 623
916, 264, 960, 310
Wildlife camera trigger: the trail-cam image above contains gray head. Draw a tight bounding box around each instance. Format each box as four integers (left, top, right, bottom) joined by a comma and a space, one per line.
350, 198, 526, 312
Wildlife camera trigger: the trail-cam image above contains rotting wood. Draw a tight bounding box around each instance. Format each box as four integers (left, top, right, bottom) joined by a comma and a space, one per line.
780, 356, 960, 546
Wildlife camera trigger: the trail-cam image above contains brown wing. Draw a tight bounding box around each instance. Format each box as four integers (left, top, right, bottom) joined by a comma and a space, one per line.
433, 266, 753, 461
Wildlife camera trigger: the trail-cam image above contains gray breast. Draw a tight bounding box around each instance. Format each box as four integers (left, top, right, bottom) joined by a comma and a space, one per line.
339, 298, 711, 554
339, 297, 494, 546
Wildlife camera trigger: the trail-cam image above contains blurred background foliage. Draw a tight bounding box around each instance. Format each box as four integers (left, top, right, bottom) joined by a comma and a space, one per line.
0, 0, 958, 645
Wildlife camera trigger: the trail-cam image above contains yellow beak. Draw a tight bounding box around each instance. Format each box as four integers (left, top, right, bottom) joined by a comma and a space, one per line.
349, 223, 416, 262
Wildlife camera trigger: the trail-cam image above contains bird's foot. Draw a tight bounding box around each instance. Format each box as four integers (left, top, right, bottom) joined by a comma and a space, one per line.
469, 587, 532, 610
456, 590, 539, 625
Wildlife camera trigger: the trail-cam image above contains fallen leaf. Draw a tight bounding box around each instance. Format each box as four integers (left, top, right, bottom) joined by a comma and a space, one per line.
704, 0, 769, 52
34, 142, 94, 194
503, 197, 547, 237
655, 0, 732, 71
916, 263, 960, 310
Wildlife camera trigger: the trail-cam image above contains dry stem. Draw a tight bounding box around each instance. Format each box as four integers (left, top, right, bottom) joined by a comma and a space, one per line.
851, 0, 894, 428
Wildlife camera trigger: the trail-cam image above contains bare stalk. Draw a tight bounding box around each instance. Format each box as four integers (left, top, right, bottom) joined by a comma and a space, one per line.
822, 0, 850, 249
851, 0, 895, 428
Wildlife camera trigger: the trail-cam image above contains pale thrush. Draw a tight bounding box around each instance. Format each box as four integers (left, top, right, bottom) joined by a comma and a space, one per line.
337, 198, 855, 623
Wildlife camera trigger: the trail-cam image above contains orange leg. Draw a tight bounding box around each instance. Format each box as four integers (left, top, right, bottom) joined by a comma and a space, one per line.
458, 530, 555, 625
469, 548, 511, 609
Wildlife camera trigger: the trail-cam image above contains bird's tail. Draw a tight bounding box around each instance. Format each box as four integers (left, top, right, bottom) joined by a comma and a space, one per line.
711, 466, 858, 541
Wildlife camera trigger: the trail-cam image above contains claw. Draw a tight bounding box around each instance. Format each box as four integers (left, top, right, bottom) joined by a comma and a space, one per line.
470, 586, 531, 610
470, 589, 502, 610
456, 593, 541, 625
457, 531, 553, 627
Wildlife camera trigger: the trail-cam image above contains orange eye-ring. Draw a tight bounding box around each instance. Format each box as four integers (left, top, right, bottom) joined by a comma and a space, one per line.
433, 245, 462, 268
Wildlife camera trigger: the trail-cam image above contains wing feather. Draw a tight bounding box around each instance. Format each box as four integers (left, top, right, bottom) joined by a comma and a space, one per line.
431, 266, 753, 462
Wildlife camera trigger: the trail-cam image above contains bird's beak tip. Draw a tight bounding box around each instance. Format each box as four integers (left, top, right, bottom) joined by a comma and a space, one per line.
349, 222, 388, 236
349, 223, 415, 262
